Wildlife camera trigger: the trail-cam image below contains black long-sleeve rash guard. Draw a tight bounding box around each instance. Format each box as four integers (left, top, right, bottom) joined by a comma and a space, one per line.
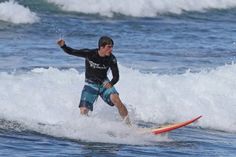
61, 44, 119, 86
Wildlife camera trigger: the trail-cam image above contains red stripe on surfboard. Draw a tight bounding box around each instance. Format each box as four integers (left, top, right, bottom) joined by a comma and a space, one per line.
151, 115, 202, 135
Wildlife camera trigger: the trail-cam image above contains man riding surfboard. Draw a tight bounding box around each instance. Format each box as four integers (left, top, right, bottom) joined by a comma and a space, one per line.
57, 36, 131, 125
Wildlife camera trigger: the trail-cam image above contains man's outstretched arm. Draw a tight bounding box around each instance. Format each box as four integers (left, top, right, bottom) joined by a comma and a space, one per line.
57, 39, 91, 58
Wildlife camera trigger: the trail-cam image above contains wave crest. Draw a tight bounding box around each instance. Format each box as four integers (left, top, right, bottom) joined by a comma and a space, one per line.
0, 0, 39, 24
47, 0, 236, 17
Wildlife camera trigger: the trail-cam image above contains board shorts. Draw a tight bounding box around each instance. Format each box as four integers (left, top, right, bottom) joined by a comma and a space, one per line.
79, 81, 119, 111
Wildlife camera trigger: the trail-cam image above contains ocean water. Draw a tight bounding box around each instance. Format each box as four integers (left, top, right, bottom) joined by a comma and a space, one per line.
0, 0, 236, 156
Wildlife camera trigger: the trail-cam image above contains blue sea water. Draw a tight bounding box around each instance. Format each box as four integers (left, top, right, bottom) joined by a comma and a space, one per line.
0, 0, 236, 156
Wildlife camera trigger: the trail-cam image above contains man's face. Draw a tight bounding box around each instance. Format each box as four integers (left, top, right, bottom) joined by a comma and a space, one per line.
100, 44, 113, 56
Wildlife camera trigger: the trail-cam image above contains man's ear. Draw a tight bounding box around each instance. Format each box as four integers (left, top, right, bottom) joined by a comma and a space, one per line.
99, 45, 105, 50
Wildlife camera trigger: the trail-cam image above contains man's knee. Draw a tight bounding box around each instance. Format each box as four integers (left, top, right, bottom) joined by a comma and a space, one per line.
110, 94, 121, 106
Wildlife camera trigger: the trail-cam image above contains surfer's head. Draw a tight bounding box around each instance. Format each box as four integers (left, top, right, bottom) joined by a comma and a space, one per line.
98, 36, 114, 56
98, 36, 114, 49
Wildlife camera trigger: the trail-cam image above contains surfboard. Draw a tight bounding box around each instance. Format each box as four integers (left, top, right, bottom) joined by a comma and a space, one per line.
151, 115, 202, 135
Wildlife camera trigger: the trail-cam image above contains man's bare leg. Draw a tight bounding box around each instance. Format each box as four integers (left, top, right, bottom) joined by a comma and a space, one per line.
110, 94, 131, 125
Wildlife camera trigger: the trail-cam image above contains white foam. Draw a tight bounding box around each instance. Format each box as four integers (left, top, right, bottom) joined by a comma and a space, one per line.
47, 0, 236, 17
0, 0, 39, 24
119, 64, 236, 133
0, 64, 236, 144
0, 67, 167, 144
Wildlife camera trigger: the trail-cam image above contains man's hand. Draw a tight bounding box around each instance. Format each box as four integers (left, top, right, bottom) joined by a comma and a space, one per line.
57, 39, 65, 47
103, 82, 112, 89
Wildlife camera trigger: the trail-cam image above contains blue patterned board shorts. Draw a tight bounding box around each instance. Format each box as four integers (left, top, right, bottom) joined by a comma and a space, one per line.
79, 82, 119, 111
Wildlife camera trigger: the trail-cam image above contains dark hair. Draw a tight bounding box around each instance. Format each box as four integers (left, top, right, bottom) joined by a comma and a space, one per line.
98, 36, 114, 49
